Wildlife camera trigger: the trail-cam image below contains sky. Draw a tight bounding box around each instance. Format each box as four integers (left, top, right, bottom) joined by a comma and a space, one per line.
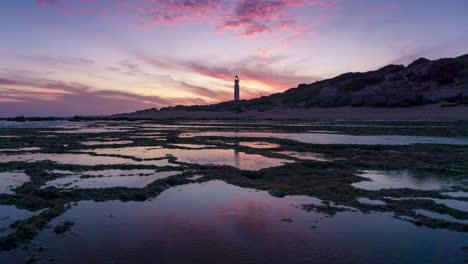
0, 0, 467, 117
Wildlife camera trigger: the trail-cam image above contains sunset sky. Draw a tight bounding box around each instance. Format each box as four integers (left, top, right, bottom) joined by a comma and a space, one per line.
1, 0, 467, 117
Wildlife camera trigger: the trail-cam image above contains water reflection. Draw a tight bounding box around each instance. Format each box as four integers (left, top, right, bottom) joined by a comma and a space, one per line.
276, 151, 330, 161
179, 132, 468, 145
238, 142, 281, 149
0, 147, 42, 152
414, 209, 468, 224
2, 181, 465, 264
43, 171, 181, 189
0, 153, 173, 166
352, 170, 455, 190
80, 140, 133, 146
0, 171, 29, 194
443, 191, 468, 198
0, 206, 42, 238
86, 147, 293, 171
169, 144, 217, 149
41, 128, 131, 134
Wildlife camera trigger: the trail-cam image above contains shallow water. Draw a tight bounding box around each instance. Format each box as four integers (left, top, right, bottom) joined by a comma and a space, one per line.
0, 120, 467, 263
80, 140, 133, 146
41, 128, 132, 133
384, 197, 468, 212
0, 147, 42, 152
238, 141, 281, 149
43, 171, 181, 189
352, 170, 455, 190
0, 153, 174, 166
179, 131, 468, 145
50, 169, 157, 177
443, 191, 468, 198
0, 171, 29, 194
1, 181, 465, 264
130, 135, 166, 139
0, 120, 75, 129
86, 147, 293, 171
0, 206, 41, 238
357, 197, 386, 205
414, 209, 468, 224
169, 144, 217, 148
136, 132, 166, 135
276, 151, 330, 161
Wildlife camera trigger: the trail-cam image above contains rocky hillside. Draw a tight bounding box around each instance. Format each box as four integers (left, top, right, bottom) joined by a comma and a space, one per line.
133, 54, 468, 115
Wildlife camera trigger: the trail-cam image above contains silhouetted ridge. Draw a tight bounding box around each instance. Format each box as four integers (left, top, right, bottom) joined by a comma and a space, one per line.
132, 53, 468, 114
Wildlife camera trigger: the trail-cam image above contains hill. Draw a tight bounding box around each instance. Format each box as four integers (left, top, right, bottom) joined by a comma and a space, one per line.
117, 54, 468, 120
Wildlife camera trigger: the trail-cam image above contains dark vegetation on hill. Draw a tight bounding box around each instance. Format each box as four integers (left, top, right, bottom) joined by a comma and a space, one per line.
134, 54, 468, 114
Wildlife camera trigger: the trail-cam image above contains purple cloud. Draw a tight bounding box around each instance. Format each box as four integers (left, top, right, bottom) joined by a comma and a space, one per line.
35, 0, 337, 40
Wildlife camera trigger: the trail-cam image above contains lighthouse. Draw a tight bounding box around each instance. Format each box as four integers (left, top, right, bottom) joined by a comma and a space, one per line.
234, 75, 240, 101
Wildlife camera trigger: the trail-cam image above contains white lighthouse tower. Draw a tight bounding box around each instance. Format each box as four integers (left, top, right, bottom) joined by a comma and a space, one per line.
234, 75, 240, 101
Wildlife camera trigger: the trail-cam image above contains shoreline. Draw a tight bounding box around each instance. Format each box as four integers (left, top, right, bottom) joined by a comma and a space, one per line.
1, 104, 466, 121
118, 103, 467, 121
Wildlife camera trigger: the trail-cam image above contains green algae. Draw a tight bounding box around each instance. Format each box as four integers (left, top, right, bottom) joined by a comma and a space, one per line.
53, 221, 75, 235
0, 120, 467, 251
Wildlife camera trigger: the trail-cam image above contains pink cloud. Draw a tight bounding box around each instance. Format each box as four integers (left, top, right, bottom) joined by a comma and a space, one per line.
181, 82, 232, 101
35, 0, 338, 40
307, 1, 337, 8
248, 48, 274, 56
135, 53, 315, 93
359, 2, 400, 23
37, 0, 61, 7
217, 0, 313, 39
0, 78, 17, 85
376, 3, 400, 10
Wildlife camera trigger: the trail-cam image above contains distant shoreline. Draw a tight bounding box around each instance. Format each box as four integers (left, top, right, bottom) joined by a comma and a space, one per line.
2, 103, 466, 121
116, 103, 467, 121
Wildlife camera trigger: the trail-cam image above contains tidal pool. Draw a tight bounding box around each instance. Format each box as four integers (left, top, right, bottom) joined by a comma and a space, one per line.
136, 132, 166, 135
384, 197, 468, 212
0, 206, 42, 238
0, 153, 174, 166
414, 209, 468, 224
352, 170, 455, 190
238, 142, 281, 149
179, 132, 468, 145
169, 144, 217, 148
0, 171, 29, 194
130, 136, 166, 140
275, 151, 330, 161
0, 121, 77, 129
49, 169, 157, 177
40, 128, 132, 134
0, 181, 465, 264
0, 147, 42, 152
43, 171, 181, 189
0, 120, 467, 263
80, 140, 133, 146
357, 197, 386, 205
443, 191, 468, 198
86, 147, 293, 170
